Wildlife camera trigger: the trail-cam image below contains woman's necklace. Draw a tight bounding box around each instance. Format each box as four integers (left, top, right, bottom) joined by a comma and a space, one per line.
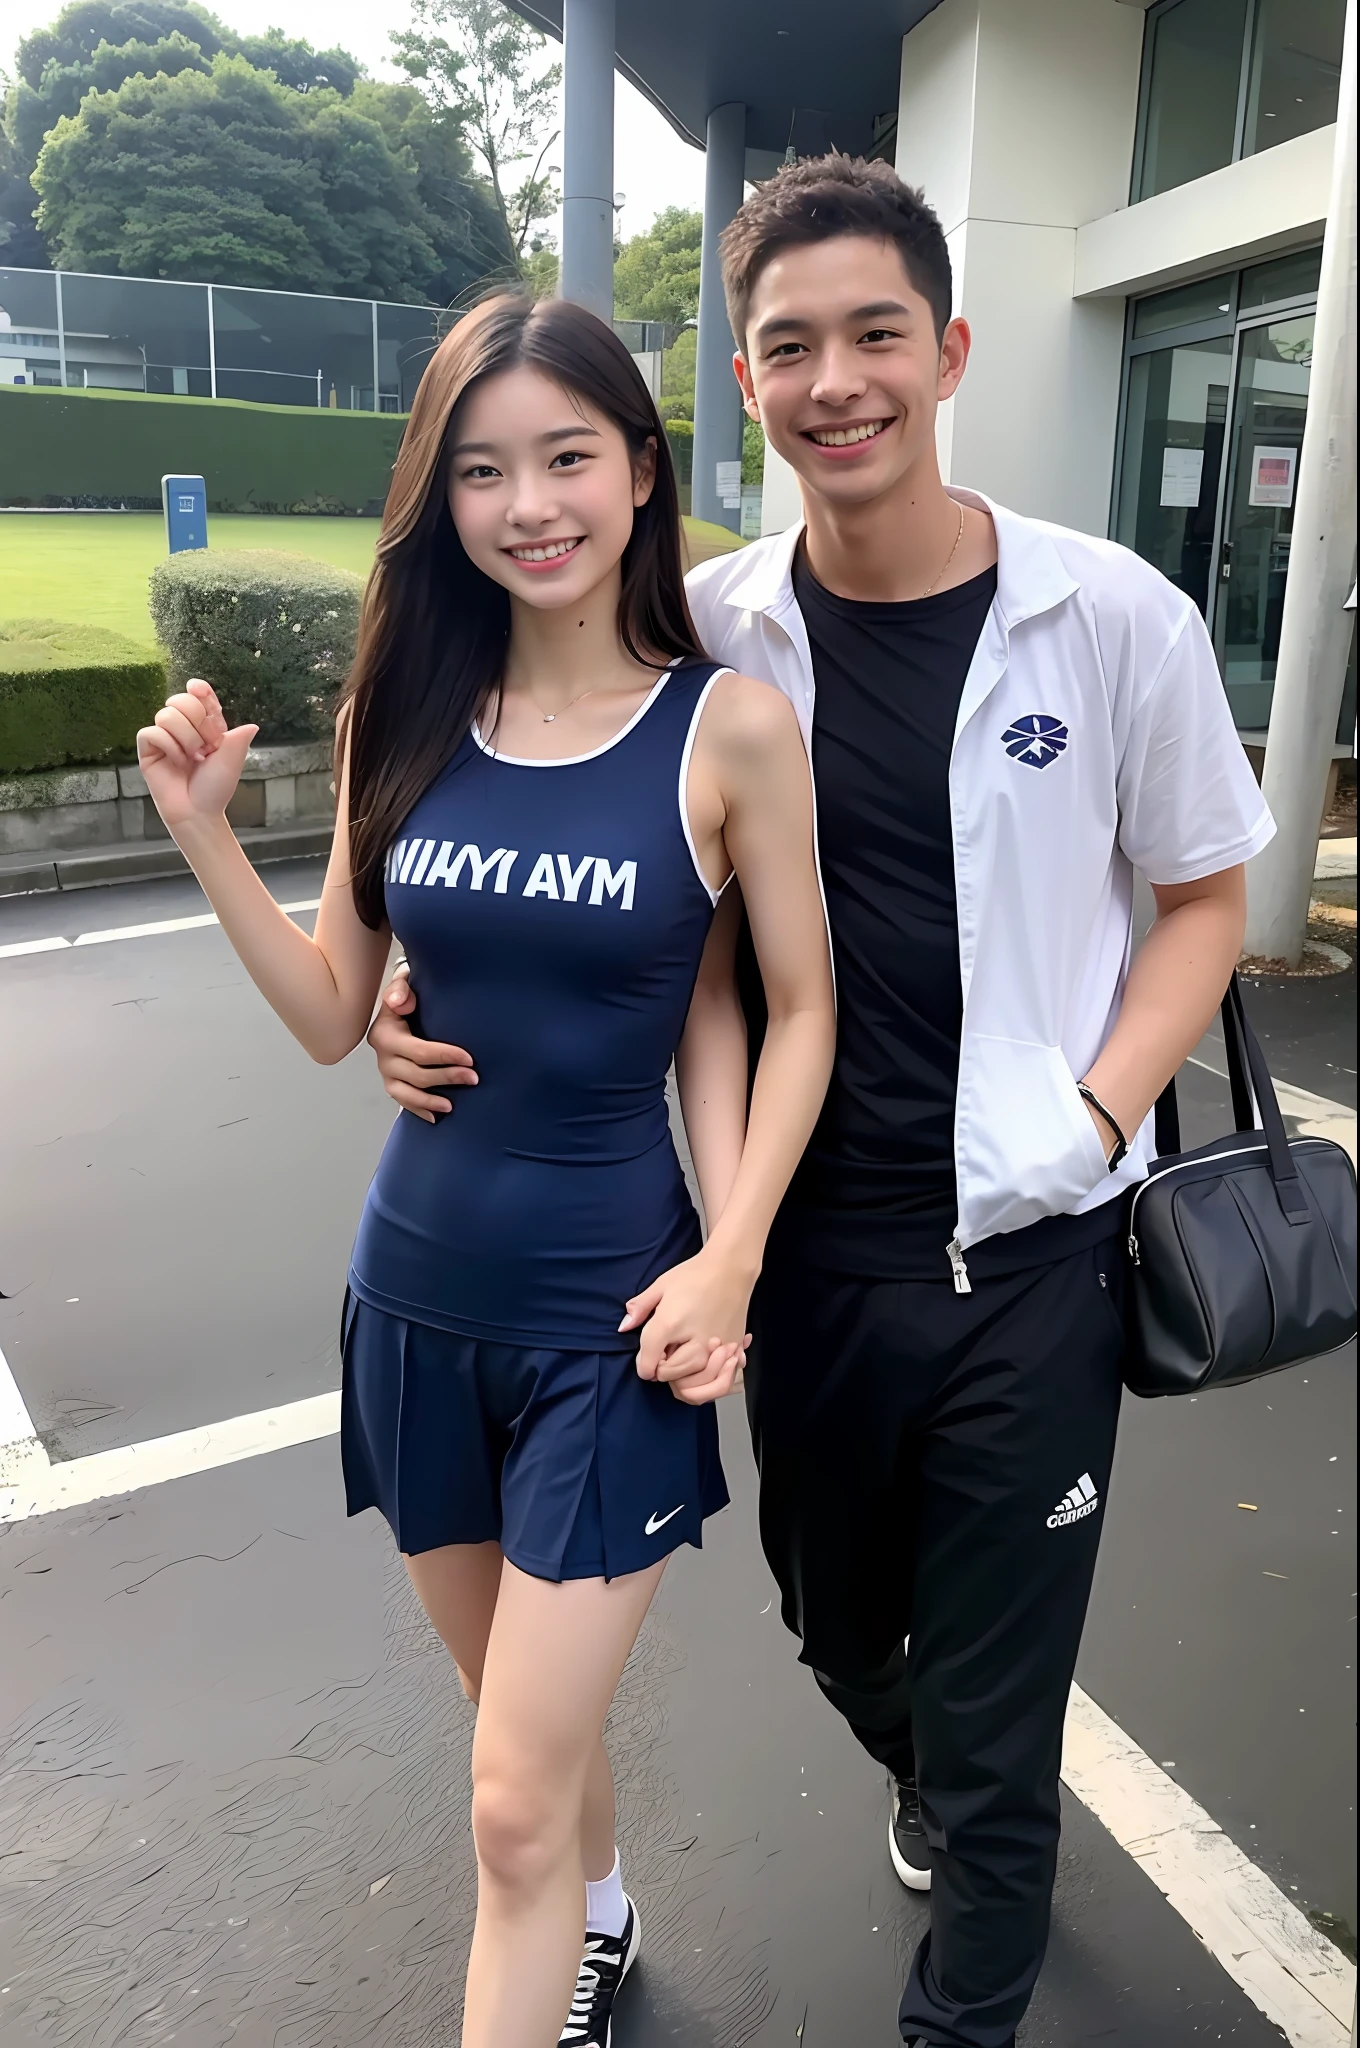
919, 503, 966, 599
534, 686, 596, 725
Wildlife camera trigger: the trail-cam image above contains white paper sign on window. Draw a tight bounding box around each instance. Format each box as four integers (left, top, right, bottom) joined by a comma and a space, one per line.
1159, 447, 1204, 508
715, 459, 743, 509
1248, 445, 1297, 509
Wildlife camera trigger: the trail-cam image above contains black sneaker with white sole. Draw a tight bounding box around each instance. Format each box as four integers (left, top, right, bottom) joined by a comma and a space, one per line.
888, 1773, 932, 1890
559, 1898, 642, 2047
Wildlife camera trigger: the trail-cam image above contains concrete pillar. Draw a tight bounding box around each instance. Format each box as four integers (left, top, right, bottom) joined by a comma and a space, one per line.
693, 101, 747, 531
1244, 0, 1357, 964
895, 0, 1143, 532
560, 0, 615, 321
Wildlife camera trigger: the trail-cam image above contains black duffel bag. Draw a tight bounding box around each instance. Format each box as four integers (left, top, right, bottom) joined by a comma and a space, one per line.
1124, 974, 1357, 1397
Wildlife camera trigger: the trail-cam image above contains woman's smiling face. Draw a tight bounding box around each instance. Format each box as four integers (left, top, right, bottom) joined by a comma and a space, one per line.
446, 364, 656, 610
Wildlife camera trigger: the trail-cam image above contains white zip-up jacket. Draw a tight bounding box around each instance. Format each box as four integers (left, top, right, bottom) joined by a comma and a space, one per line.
685, 488, 1275, 1260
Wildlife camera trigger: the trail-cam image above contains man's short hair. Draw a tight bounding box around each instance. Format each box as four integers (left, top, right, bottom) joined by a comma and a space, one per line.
720, 153, 952, 350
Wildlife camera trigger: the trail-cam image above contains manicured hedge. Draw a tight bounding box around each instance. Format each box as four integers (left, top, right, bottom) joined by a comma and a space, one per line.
149, 548, 363, 742
0, 384, 405, 516
664, 421, 694, 488
0, 619, 167, 773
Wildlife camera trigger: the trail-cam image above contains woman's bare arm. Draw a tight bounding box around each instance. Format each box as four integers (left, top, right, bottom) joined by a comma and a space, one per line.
626, 675, 835, 1395
673, 884, 748, 1233
137, 681, 393, 1063
696, 677, 834, 1282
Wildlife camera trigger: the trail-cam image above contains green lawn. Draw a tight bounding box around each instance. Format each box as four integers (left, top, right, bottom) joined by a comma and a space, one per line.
0, 513, 382, 647
0, 510, 745, 648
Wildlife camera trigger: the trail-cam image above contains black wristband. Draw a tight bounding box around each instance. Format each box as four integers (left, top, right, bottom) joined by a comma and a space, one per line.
1078, 1084, 1128, 1172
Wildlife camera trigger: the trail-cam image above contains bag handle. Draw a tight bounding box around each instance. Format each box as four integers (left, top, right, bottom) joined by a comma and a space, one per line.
1155, 972, 1311, 1224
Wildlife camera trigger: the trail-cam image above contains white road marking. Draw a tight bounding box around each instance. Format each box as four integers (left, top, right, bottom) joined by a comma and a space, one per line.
0, 1339, 38, 1458
1064, 1685, 1355, 2046
1189, 1055, 1357, 1165
1, 1376, 1355, 2041
0, 934, 70, 959
0, 1387, 340, 1520
0, 899, 321, 963
75, 911, 223, 945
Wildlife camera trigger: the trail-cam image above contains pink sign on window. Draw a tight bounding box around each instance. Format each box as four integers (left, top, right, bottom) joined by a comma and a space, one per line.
1248, 445, 1298, 509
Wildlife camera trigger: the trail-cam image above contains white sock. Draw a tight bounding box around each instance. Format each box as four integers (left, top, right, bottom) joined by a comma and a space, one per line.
584, 1849, 628, 1939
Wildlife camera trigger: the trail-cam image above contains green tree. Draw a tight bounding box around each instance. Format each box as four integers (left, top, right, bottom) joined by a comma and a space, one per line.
523, 242, 558, 299
4, 0, 366, 272
392, 0, 560, 272
613, 207, 701, 326
32, 55, 441, 297
0, 122, 47, 264
229, 28, 359, 96
6, 3, 359, 162
657, 322, 696, 421
352, 78, 513, 300
16, 1, 225, 81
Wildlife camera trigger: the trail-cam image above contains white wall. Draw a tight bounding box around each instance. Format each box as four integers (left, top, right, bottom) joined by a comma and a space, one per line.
1074, 123, 1336, 297
897, 0, 1144, 532
946, 222, 1129, 534
895, 0, 979, 237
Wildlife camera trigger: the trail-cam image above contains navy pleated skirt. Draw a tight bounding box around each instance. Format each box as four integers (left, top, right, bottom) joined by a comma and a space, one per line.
339, 1290, 729, 1581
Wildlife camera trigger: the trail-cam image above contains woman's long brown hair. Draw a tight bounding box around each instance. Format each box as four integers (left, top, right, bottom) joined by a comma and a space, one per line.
339, 292, 705, 928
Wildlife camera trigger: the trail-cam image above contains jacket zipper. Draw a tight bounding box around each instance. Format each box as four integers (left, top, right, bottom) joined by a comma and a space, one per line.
946, 1237, 972, 1294
1126, 1140, 1272, 1264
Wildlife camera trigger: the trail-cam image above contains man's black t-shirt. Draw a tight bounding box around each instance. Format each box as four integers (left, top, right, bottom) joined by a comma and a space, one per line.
785, 547, 997, 1265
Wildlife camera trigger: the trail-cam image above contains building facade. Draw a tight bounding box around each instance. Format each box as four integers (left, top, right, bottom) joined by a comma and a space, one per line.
758, 0, 1353, 754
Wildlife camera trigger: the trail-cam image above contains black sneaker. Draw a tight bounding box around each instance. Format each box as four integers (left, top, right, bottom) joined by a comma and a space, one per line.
559, 1898, 642, 2046
888, 1773, 932, 1891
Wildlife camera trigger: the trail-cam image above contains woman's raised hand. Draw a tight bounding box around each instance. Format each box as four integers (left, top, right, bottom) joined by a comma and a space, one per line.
136, 678, 258, 833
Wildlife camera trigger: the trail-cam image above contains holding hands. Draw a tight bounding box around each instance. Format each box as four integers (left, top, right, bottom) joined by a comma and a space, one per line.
137, 679, 258, 832
621, 1254, 754, 1408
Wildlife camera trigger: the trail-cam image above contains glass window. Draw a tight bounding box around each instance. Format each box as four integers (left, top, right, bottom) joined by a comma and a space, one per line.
0, 268, 60, 386
377, 303, 439, 413
1239, 245, 1324, 310
0, 268, 58, 333
1213, 313, 1313, 729
1132, 270, 1235, 339
60, 273, 211, 396
1137, 0, 1249, 199
1116, 336, 1233, 618
213, 286, 376, 410
1242, 0, 1344, 157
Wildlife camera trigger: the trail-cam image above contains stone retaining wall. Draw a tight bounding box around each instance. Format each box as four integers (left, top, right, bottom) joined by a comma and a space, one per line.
0, 742, 335, 856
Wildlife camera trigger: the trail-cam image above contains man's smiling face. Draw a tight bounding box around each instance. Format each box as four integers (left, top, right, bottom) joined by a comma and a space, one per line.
735, 234, 969, 511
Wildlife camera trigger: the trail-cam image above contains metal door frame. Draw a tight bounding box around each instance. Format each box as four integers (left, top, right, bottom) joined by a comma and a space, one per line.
1206, 299, 1318, 652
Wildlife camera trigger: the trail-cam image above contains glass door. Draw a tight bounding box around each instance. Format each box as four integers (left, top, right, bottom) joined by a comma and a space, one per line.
1210, 312, 1314, 730
1114, 335, 1233, 618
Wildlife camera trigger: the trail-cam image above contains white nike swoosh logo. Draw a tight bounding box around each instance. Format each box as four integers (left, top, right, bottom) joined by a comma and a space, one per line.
644, 1505, 685, 1535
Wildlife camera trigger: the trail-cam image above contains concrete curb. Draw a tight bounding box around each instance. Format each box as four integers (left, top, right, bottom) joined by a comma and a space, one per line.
0, 821, 333, 897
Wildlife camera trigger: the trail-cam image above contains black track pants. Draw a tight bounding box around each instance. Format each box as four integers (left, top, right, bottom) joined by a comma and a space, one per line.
745, 1237, 1127, 2048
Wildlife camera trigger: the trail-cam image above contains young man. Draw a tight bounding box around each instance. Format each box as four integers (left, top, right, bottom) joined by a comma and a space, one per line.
370, 157, 1273, 2047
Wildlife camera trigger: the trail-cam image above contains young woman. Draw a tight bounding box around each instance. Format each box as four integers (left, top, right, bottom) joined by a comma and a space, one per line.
136, 293, 834, 2048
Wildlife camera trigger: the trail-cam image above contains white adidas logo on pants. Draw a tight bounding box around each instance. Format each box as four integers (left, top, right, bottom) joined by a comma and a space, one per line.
1046, 1472, 1099, 1529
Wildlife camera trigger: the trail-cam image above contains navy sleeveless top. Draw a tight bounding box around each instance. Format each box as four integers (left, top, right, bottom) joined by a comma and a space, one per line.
348, 660, 729, 1347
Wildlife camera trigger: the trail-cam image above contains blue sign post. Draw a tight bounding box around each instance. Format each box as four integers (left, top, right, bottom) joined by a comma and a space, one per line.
161, 474, 208, 554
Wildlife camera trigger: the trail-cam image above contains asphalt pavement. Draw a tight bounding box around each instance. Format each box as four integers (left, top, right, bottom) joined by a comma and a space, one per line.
0, 858, 1354, 2046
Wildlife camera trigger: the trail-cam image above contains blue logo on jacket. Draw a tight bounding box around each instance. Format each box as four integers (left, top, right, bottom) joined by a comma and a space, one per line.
1002, 714, 1069, 769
